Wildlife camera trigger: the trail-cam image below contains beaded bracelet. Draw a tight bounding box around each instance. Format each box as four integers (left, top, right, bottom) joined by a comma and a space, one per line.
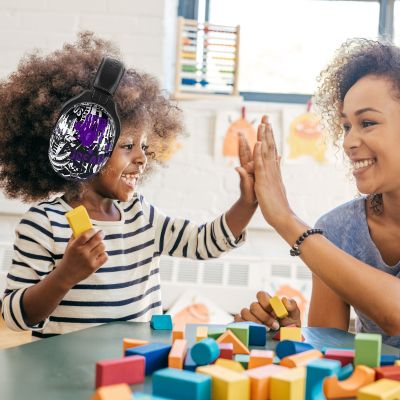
290, 228, 323, 256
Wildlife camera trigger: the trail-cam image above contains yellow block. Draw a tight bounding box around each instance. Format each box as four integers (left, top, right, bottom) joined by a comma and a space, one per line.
92, 383, 131, 400
357, 379, 400, 400
270, 296, 288, 319
270, 367, 305, 400
66, 205, 93, 238
395, 360, 400, 366
197, 364, 250, 400
280, 327, 302, 342
196, 326, 208, 342
215, 358, 245, 372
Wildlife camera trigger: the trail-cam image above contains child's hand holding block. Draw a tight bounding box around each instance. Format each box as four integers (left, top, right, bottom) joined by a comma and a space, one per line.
66, 205, 93, 238
269, 295, 289, 319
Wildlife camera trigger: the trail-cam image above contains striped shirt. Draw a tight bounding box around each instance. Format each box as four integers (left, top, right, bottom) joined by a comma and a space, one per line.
1, 195, 245, 338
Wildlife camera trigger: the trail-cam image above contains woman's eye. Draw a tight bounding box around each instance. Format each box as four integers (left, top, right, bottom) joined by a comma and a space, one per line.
362, 120, 376, 128
342, 124, 351, 134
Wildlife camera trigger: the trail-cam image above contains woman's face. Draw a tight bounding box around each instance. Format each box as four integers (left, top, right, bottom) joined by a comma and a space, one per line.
342, 75, 400, 195
90, 129, 148, 202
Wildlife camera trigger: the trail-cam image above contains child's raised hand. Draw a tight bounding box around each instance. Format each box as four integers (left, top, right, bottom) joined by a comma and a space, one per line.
234, 291, 301, 329
56, 229, 108, 288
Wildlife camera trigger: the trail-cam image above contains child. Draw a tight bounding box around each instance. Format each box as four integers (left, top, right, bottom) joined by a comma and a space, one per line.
236, 38, 400, 348
0, 32, 257, 339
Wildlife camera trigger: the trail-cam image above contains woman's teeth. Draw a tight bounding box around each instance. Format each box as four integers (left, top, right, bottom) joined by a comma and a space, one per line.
353, 159, 376, 170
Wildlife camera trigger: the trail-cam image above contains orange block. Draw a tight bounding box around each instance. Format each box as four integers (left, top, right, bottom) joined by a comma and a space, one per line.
92, 383, 131, 400
248, 350, 274, 369
280, 349, 323, 368
168, 339, 188, 369
122, 338, 149, 354
324, 365, 375, 399
172, 326, 185, 343
216, 330, 250, 355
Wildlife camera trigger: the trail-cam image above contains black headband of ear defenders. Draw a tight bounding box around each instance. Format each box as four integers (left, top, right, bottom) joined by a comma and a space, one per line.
48, 57, 125, 181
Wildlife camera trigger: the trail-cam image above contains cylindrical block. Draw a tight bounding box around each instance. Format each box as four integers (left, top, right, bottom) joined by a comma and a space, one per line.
191, 338, 220, 366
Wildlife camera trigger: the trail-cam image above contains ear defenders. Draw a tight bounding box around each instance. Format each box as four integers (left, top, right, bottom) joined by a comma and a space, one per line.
49, 57, 125, 181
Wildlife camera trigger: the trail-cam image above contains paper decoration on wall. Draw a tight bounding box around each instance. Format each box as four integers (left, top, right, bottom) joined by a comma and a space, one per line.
287, 100, 327, 163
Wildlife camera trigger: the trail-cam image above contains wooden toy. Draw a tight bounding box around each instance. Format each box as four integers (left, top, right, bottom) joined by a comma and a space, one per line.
280, 327, 303, 342
191, 338, 220, 366
375, 366, 400, 381
235, 321, 267, 346
234, 354, 249, 369
355, 333, 382, 368
196, 326, 208, 342
248, 350, 274, 369
91, 383, 132, 400
168, 339, 188, 369
324, 349, 354, 366
280, 349, 323, 368
244, 364, 289, 400
95, 355, 145, 388
305, 358, 341, 400
338, 363, 354, 381
215, 358, 245, 372
269, 296, 289, 318
122, 338, 149, 354
395, 360, 400, 366
380, 355, 398, 366
357, 378, 400, 399
227, 323, 250, 347
207, 327, 226, 340
125, 343, 172, 375
66, 205, 93, 238
218, 342, 234, 360
183, 348, 197, 372
132, 393, 170, 399
172, 326, 185, 342
276, 340, 314, 359
152, 368, 212, 400
150, 315, 173, 330
196, 364, 250, 400
323, 365, 375, 398
270, 367, 306, 400
273, 325, 305, 341
216, 330, 250, 355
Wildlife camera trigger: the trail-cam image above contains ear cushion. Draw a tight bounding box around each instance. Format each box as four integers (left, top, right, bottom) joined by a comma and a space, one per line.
49, 102, 117, 181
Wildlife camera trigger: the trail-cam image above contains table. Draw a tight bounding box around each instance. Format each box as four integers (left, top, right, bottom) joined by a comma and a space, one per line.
0, 322, 398, 399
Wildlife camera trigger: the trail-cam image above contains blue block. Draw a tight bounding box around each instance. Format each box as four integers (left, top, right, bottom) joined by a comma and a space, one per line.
153, 368, 211, 400
191, 338, 220, 366
338, 363, 354, 381
235, 321, 267, 346
184, 348, 197, 372
276, 340, 314, 359
305, 358, 341, 400
381, 354, 398, 366
126, 343, 172, 375
132, 393, 170, 399
150, 314, 173, 330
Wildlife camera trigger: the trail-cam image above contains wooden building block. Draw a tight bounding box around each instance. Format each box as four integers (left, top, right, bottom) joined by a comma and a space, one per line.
305, 358, 341, 400
395, 360, 400, 366
216, 330, 250, 355
152, 368, 212, 400
323, 365, 375, 398
122, 338, 149, 355
218, 343, 234, 360
207, 327, 226, 340
375, 366, 400, 381
244, 364, 289, 400
215, 358, 245, 373
168, 339, 188, 369
150, 314, 173, 330
355, 333, 382, 368
183, 348, 197, 372
172, 326, 185, 343
191, 338, 220, 366
357, 378, 400, 400
280, 327, 303, 342
227, 323, 250, 347
270, 367, 306, 400
126, 343, 172, 375
91, 383, 132, 400
276, 340, 314, 359
338, 364, 354, 381
235, 321, 267, 346
197, 364, 250, 400
133, 393, 170, 399
95, 355, 145, 388
269, 296, 289, 318
196, 326, 208, 342
280, 349, 323, 368
381, 355, 398, 366
234, 354, 250, 369
66, 205, 93, 238
248, 349, 274, 369
324, 349, 354, 366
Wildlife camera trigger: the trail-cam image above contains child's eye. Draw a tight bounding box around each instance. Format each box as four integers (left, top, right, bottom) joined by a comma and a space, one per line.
121, 144, 133, 150
142, 144, 149, 152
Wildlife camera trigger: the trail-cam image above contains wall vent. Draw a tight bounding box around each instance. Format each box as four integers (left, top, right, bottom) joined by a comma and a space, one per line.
177, 259, 198, 283
159, 258, 174, 281
227, 263, 249, 286
296, 264, 312, 280
202, 261, 224, 285
271, 264, 291, 278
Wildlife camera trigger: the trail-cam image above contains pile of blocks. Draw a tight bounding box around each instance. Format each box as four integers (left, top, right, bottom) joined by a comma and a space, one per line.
91, 297, 400, 400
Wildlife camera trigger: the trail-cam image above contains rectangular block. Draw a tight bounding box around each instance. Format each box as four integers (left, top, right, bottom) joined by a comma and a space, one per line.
92, 383, 132, 400
196, 326, 208, 341
126, 343, 171, 375
168, 339, 188, 369
218, 343, 234, 360
215, 358, 245, 372
324, 349, 354, 366
375, 366, 400, 381
66, 205, 93, 238
236, 321, 267, 346
150, 314, 173, 330
184, 348, 197, 372
357, 378, 400, 400
172, 326, 185, 343
270, 367, 306, 400
248, 350, 274, 369
355, 333, 382, 368
122, 338, 149, 354
280, 327, 302, 342
269, 296, 288, 319
153, 368, 211, 400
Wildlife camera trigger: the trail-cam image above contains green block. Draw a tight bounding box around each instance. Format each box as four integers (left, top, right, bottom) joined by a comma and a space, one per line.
234, 354, 249, 369
207, 327, 226, 340
354, 333, 382, 367
227, 323, 249, 348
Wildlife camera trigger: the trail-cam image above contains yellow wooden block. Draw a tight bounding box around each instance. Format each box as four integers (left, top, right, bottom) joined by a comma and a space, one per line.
122, 338, 149, 354
280, 327, 302, 342
395, 360, 400, 366
92, 383, 131, 400
197, 364, 250, 400
269, 296, 288, 319
357, 379, 400, 400
66, 205, 93, 238
270, 367, 305, 400
196, 326, 208, 341
215, 358, 245, 372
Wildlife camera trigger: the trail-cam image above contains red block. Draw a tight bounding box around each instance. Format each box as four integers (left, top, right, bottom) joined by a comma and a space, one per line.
375, 366, 400, 381
325, 349, 355, 366
218, 342, 234, 360
95, 355, 145, 388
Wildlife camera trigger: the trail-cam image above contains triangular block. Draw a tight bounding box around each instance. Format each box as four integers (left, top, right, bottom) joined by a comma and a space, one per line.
216, 330, 250, 355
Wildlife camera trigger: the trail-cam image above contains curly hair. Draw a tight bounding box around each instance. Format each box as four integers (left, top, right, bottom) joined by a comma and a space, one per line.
0, 31, 183, 202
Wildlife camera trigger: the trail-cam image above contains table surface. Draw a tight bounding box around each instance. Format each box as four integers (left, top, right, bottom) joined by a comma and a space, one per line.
0, 322, 398, 400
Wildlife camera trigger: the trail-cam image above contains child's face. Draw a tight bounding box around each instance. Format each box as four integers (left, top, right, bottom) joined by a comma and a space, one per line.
341, 75, 400, 196
92, 129, 148, 202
